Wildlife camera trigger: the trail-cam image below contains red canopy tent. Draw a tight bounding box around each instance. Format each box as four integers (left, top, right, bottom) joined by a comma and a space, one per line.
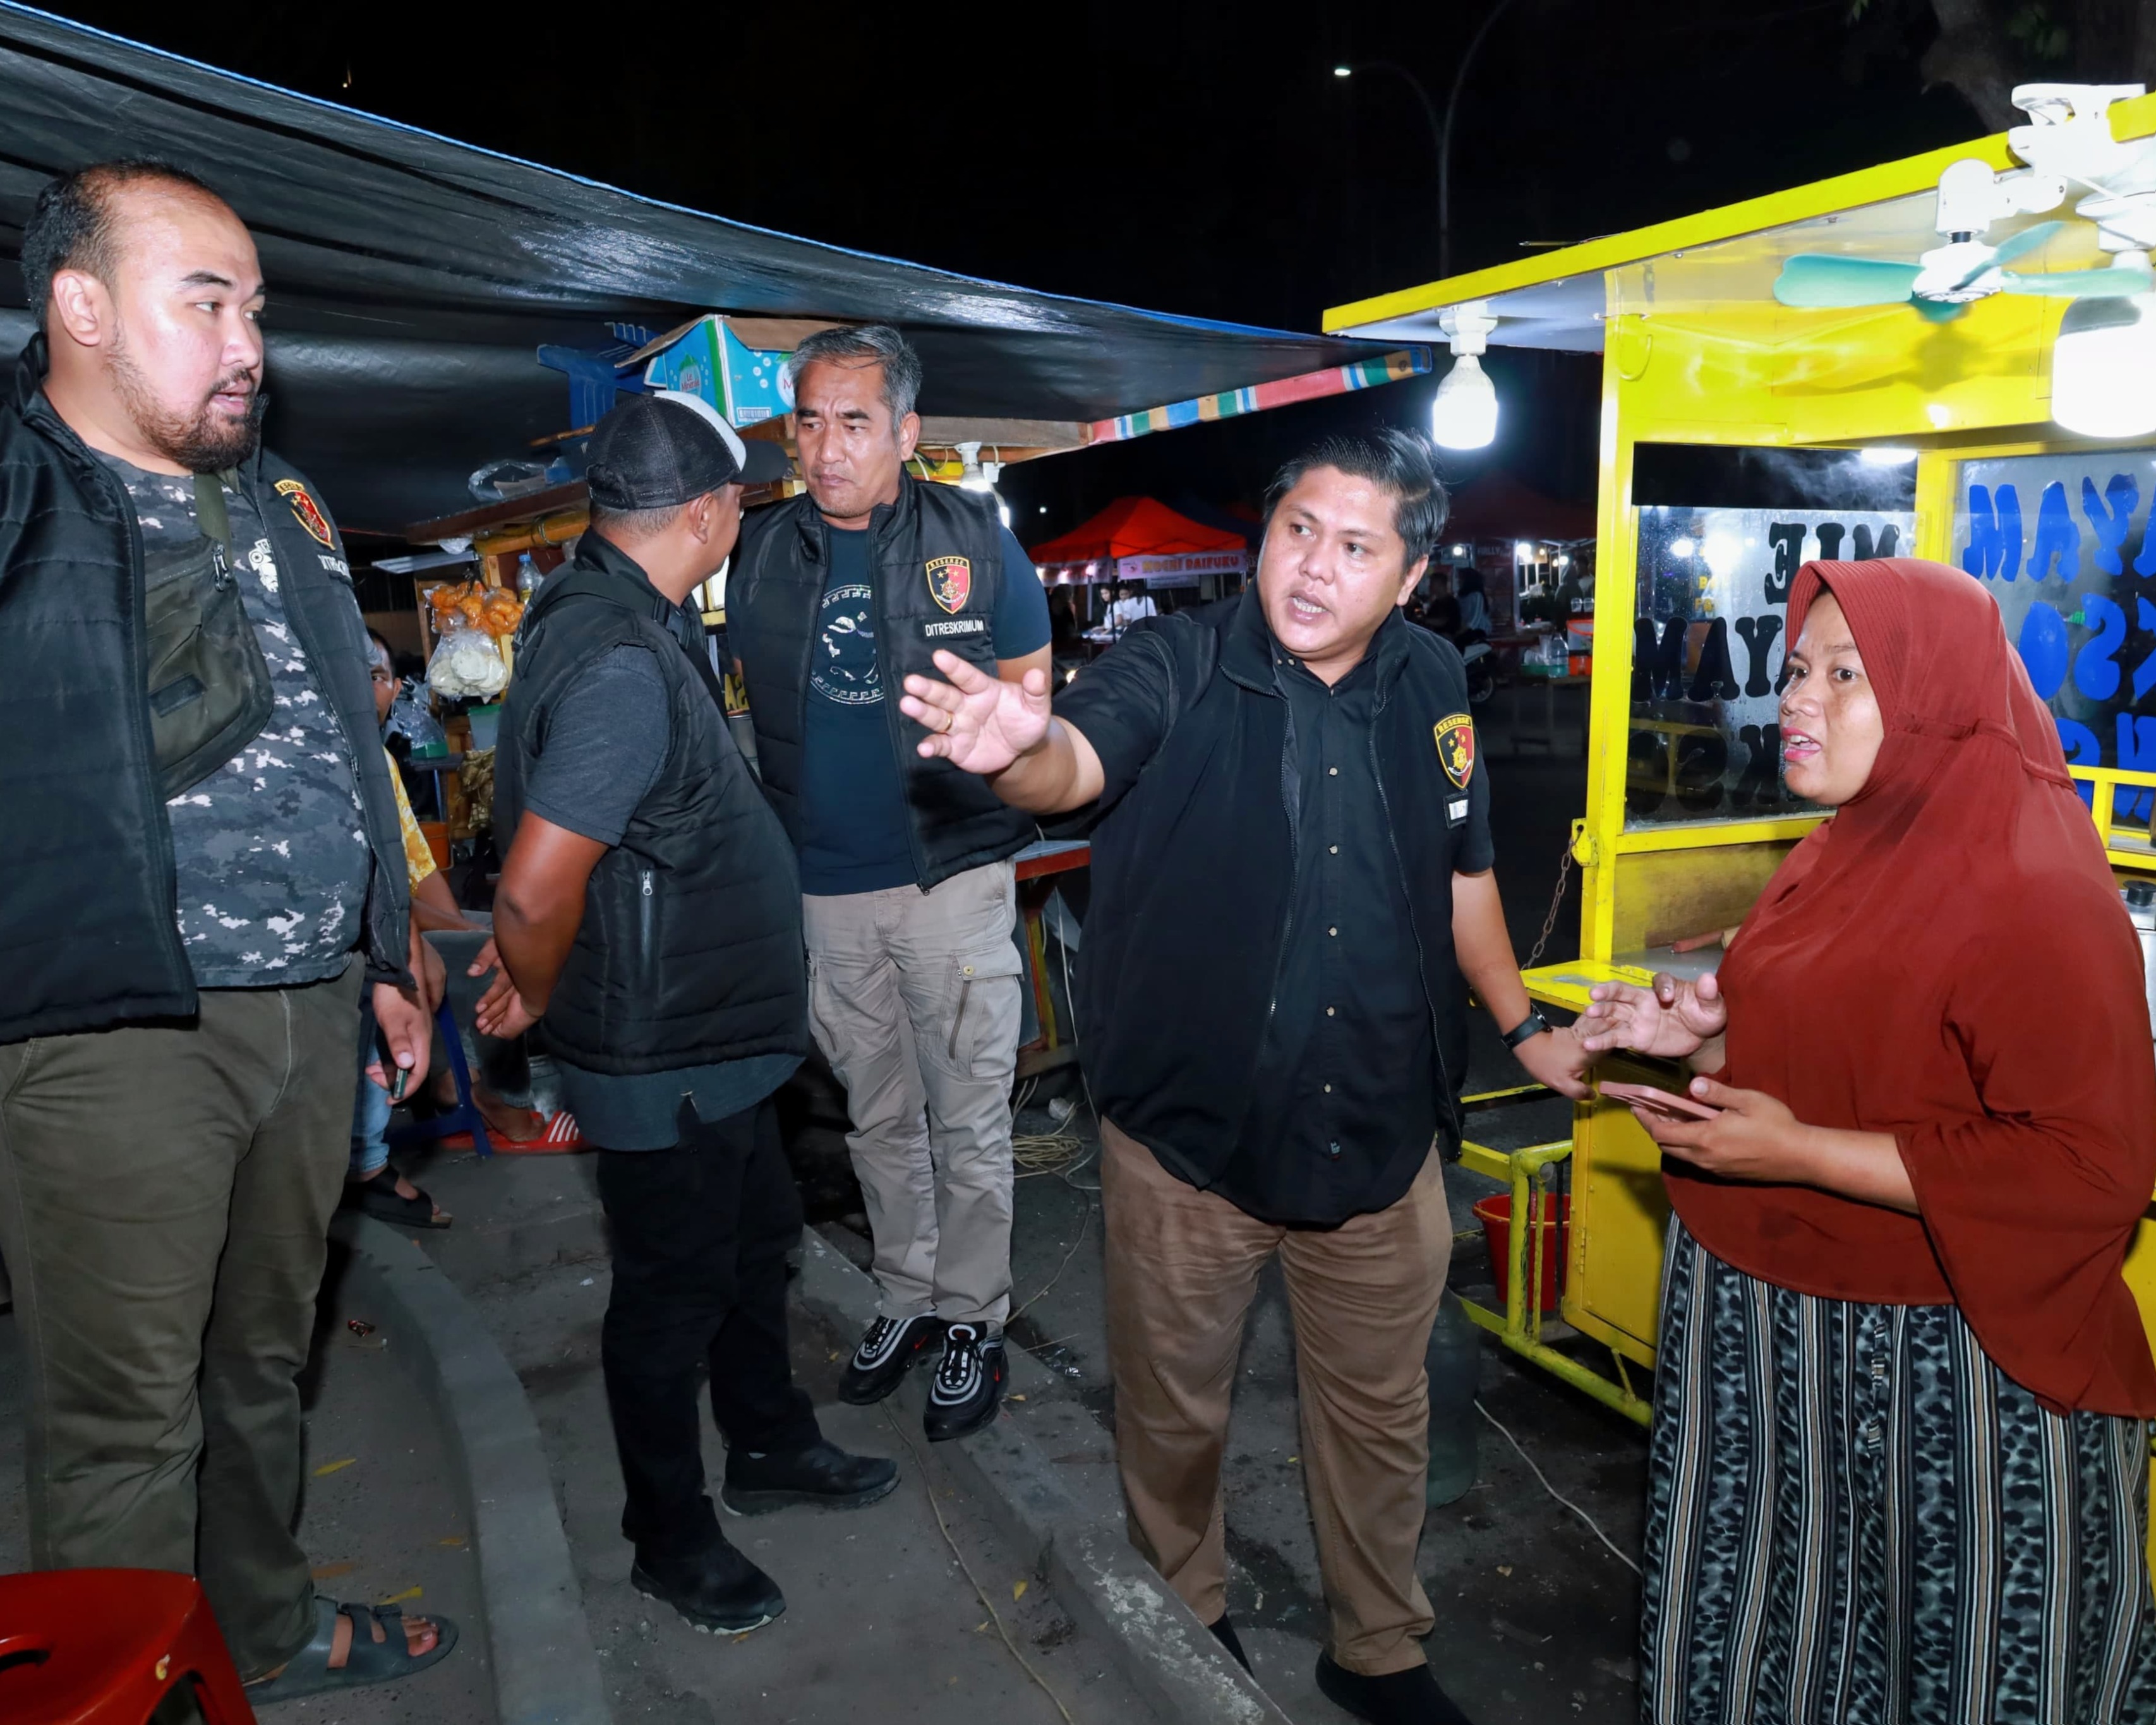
1029, 496, 1248, 587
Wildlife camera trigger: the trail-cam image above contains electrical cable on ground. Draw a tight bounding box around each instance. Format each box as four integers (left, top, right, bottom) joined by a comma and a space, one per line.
1474, 1398, 1641, 1575
879, 1403, 1076, 1724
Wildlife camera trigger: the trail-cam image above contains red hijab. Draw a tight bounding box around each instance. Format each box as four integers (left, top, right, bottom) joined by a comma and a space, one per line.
1676, 558, 2156, 1415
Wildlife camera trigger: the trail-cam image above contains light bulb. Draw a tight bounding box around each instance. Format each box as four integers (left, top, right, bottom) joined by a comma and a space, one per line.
2052, 294, 2156, 439
1514, 541, 1535, 561
1859, 446, 1918, 466
1431, 352, 1498, 449
1669, 536, 1697, 558
1702, 532, 1742, 580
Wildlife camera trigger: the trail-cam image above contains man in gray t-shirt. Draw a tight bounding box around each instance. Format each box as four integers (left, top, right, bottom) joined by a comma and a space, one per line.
518, 636, 800, 1144
485, 392, 895, 1638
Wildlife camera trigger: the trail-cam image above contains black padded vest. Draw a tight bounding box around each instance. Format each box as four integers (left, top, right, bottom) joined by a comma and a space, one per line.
495, 535, 808, 1075
730, 476, 1037, 891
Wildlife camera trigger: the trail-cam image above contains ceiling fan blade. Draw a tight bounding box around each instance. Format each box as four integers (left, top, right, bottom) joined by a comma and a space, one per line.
1999, 266, 2153, 298
1984, 220, 2068, 272
1774, 255, 1925, 308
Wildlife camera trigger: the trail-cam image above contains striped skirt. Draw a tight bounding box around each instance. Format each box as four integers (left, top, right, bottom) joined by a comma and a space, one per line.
1641, 1220, 2156, 1724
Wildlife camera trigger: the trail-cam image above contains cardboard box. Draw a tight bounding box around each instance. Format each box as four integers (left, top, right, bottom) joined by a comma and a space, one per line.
641, 315, 793, 426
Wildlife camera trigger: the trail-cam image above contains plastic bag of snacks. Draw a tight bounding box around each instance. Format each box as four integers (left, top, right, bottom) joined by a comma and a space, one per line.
427, 617, 508, 700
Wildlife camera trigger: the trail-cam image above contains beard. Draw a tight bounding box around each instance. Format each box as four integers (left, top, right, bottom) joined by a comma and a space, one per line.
109, 320, 265, 473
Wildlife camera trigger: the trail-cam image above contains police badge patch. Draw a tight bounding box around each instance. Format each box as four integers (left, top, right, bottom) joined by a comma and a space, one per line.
926, 555, 972, 615
274, 478, 335, 548
1434, 712, 1476, 789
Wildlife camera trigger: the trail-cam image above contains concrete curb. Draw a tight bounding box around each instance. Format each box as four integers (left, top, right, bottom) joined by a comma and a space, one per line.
331, 1213, 608, 1725
794, 1229, 1292, 1725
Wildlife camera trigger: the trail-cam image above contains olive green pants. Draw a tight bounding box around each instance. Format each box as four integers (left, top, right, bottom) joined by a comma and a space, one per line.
0, 961, 361, 1678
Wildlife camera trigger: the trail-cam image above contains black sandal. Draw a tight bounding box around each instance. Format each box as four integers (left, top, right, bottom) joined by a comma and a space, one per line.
244, 1597, 458, 1698
342, 1165, 452, 1229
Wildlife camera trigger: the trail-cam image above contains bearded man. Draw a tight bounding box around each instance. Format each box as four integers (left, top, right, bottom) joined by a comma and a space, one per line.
0, 160, 453, 1697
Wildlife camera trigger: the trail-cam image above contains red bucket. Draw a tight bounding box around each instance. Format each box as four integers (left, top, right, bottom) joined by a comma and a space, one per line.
1471, 1192, 1569, 1313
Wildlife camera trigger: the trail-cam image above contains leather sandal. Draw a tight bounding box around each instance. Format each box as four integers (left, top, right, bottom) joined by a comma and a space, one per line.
244, 1597, 458, 1698
342, 1165, 451, 1229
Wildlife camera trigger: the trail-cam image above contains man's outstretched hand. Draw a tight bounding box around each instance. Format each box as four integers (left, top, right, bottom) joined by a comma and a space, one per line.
899, 650, 1051, 776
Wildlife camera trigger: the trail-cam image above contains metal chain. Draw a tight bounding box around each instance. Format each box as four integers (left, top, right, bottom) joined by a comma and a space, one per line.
1524, 835, 1576, 970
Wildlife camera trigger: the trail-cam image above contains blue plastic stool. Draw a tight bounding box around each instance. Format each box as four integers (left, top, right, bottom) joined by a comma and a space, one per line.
388, 999, 493, 1158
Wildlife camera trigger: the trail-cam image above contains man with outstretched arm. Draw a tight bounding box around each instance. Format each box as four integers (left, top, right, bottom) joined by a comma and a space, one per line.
899, 429, 1592, 1725
480, 392, 897, 1636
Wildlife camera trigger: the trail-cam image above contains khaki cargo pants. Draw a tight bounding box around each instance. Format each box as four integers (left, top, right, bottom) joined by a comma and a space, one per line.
0, 963, 362, 1679
1100, 1117, 1451, 1676
805, 860, 1021, 1330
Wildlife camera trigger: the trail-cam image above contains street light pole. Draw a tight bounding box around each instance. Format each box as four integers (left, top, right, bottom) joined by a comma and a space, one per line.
1440, 0, 1522, 280
1335, 0, 1521, 281
1332, 60, 1443, 265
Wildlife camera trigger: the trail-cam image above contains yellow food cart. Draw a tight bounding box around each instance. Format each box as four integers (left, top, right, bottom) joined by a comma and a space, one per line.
1323, 86, 2156, 1484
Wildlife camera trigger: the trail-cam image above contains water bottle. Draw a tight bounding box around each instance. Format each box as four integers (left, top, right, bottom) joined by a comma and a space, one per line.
1425, 1289, 1481, 1507
516, 553, 544, 602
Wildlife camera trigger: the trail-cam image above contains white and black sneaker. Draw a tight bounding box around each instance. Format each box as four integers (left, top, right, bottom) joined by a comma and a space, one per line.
924, 1323, 1004, 1443
837, 1313, 946, 1407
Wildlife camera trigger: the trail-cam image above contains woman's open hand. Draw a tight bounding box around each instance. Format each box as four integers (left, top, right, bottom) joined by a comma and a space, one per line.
1575, 970, 1727, 1059
1623, 1076, 1816, 1185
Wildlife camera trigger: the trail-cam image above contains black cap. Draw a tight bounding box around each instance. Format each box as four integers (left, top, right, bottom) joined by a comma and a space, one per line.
584, 389, 791, 510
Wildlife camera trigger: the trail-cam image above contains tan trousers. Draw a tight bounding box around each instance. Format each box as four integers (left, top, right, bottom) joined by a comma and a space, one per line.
804, 860, 1021, 1329
1100, 1118, 1450, 1676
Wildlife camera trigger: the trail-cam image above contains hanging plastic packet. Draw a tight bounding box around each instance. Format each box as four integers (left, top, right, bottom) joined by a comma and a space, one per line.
427, 617, 509, 700
383, 678, 448, 758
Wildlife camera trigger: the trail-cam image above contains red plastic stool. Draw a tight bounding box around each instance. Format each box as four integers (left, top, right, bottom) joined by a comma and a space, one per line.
0, 1570, 255, 1724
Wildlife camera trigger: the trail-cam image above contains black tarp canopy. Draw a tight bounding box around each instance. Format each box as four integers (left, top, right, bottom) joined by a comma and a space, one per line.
0, 4, 1416, 531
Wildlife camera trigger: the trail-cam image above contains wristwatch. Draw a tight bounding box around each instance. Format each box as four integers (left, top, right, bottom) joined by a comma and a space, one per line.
1501, 1008, 1553, 1049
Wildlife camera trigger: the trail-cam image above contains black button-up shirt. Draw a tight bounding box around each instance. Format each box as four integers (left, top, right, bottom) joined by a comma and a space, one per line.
1211, 628, 1489, 1223
1055, 597, 1493, 1226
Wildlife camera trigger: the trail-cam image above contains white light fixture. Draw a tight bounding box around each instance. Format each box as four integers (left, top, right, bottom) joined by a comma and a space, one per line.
955, 440, 1010, 526
1450, 543, 1469, 558
1669, 536, 1697, 558
1333, 64, 1352, 77
2052, 269, 2156, 438
1431, 301, 1500, 450
1859, 446, 1919, 466
1553, 553, 1570, 569
1514, 541, 1534, 560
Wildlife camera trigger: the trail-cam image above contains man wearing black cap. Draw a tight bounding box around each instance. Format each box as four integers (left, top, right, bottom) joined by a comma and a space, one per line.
482, 391, 898, 1633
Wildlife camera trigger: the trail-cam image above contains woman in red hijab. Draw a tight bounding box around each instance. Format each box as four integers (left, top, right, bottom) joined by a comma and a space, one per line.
1579, 558, 2156, 1721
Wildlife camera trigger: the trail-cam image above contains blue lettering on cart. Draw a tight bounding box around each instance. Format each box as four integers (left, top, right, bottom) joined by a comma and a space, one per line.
2074, 592, 2128, 700
1962, 484, 2023, 581
2018, 601, 2070, 699
2030, 482, 2081, 583
2085, 474, 2140, 575
2116, 714, 2156, 820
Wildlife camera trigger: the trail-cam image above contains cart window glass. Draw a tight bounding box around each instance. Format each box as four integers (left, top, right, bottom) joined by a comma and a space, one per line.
1627, 505, 1915, 829
1956, 450, 2156, 855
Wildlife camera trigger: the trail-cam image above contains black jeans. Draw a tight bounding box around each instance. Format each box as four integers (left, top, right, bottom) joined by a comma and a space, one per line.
594, 1095, 820, 1559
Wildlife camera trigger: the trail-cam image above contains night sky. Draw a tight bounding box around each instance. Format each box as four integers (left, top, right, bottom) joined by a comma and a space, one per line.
54, 0, 1985, 539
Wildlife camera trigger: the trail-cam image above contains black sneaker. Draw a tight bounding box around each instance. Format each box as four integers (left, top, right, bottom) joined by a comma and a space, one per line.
838, 1313, 945, 1406
1314, 1652, 1476, 1725
720, 1438, 900, 1517
630, 1538, 785, 1635
923, 1323, 1004, 1442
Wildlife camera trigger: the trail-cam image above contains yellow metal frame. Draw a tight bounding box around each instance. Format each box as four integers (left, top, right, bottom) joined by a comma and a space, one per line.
1328, 99, 2156, 1458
